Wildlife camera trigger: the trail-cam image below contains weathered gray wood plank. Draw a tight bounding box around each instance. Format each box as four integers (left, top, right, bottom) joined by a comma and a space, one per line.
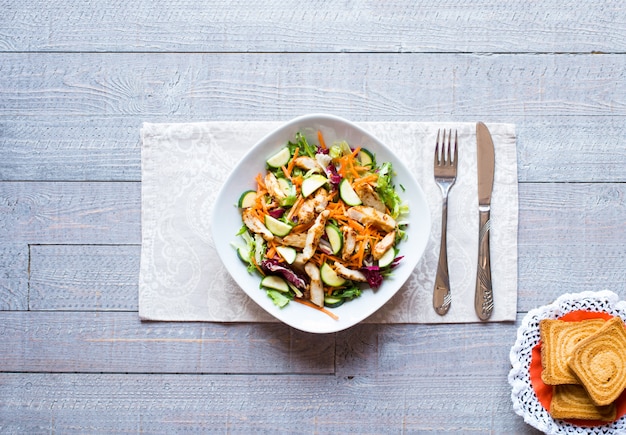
29, 245, 140, 311
0, 373, 539, 434
0, 311, 335, 374
335, 320, 519, 378
1, 54, 625, 119
0, 0, 624, 54
0, 244, 28, 310
0, 181, 140, 244
518, 182, 626, 310
11, 182, 625, 311
2, 116, 625, 182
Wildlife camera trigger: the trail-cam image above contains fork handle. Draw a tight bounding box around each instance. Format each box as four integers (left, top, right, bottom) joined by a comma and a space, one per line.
433, 196, 451, 315
475, 207, 494, 320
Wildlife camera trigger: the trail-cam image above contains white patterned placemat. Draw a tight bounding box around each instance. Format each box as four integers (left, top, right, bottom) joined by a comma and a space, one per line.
139, 121, 518, 323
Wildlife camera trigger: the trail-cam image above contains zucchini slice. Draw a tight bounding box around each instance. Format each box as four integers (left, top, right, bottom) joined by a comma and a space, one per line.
260, 275, 290, 292
324, 224, 343, 255
324, 295, 344, 308
378, 247, 397, 268
320, 263, 346, 287
237, 190, 257, 208
276, 246, 297, 264
339, 179, 362, 206
357, 148, 375, 167
264, 215, 293, 237
301, 174, 328, 197
266, 147, 291, 168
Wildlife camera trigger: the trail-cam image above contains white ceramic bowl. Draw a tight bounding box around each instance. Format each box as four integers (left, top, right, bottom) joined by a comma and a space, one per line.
212, 114, 431, 333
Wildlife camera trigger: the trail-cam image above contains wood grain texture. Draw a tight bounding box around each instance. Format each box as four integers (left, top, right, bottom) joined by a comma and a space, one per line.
335, 320, 518, 378
12, 182, 626, 312
1, 53, 626, 119
0, 244, 28, 310
1, 0, 625, 432
0, 311, 335, 374
29, 245, 140, 311
0, 373, 539, 434
0, 182, 140, 244
0, 0, 624, 54
2, 116, 625, 182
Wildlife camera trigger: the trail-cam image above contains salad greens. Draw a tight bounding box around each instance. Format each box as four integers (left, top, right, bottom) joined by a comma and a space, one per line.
232, 131, 409, 317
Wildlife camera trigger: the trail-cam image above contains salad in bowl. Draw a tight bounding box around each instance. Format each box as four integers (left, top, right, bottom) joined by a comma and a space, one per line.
212, 114, 430, 333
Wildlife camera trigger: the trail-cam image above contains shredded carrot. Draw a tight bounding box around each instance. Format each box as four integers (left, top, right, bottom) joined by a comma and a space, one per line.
286, 195, 305, 221
266, 244, 276, 260
294, 298, 339, 320
352, 173, 378, 189
281, 165, 290, 180
281, 147, 300, 180
255, 172, 266, 190
250, 256, 265, 276
317, 130, 327, 150
290, 220, 315, 234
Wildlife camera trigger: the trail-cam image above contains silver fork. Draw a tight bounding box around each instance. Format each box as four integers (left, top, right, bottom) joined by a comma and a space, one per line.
433, 129, 458, 315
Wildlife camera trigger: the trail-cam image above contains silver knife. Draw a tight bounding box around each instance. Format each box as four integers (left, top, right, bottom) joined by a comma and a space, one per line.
475, 122, 495, 320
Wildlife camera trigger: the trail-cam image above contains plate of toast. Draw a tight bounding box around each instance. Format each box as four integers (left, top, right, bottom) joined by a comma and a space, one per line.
509, 290, 626, 434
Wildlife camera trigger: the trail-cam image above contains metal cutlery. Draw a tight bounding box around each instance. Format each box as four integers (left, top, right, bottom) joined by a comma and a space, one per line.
475, 122, 495, 320
433, 129, 457, 315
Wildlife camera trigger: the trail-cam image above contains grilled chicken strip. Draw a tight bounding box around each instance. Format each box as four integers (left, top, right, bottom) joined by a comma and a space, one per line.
372, 230, 396, 260
264, 172, 286, 200
355, 183, 386, 213
347, 206, 396, 232
242, 208, 274, 241
334, 262, 368, 282
277, 233, 307, 249
341, 226, 357, 260
293, 156, 323, 172
297, 188, 328, 225
302, 210, 330, 262
304, 262, 324, 307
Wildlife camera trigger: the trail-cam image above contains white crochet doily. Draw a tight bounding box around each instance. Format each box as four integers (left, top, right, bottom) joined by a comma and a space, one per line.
508, 290, 626, 434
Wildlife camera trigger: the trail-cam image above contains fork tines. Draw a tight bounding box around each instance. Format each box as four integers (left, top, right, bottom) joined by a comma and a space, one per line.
434, 129, 458, 167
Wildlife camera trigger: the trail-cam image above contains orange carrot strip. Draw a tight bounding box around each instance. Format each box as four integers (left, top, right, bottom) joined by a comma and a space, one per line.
250, 256, 265, 276
255, 173, 266, 189
285, 147, 300, 178
317, 130, 327, 150
294, 299, 339, 321
281, 165, 291, 180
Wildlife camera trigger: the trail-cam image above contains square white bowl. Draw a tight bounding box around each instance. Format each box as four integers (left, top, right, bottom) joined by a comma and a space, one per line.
212, 114, 431, 333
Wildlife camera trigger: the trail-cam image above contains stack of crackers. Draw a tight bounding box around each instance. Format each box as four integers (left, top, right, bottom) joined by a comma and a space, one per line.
539, 316, 626, 421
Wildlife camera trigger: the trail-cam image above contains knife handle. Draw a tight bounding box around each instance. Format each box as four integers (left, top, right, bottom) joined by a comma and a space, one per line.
475, 207, 494, 320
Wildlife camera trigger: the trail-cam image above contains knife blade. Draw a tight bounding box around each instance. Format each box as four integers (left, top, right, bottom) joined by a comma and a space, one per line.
475, 122, 495, 320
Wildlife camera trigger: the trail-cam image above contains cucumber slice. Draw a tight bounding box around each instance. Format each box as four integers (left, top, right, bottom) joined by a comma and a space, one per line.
266, 147, 291, 168
324, 295, 344, 308
339, 179, 362, 206
238, 190, 257, 208
276, 246, 297, 264
357, 148, 375, 167
260, 275, 290, 292
301, 174, 328, 197
264, 215, 293, 237
325, 224, 343, 255
378, 247, 397, 268
236, 246, 252, 264
320, 263, 346, 287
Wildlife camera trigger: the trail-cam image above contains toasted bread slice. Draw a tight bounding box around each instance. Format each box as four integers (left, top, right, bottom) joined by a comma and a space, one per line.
550, 384, 616, 421
540, 318, 606, 385
568, 316, 626, 406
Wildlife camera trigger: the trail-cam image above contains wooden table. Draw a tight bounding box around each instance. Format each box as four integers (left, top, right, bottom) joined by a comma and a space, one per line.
1, 1, 625, 433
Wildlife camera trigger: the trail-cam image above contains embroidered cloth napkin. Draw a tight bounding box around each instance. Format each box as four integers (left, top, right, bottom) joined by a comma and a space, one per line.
139, 121, 518, 323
